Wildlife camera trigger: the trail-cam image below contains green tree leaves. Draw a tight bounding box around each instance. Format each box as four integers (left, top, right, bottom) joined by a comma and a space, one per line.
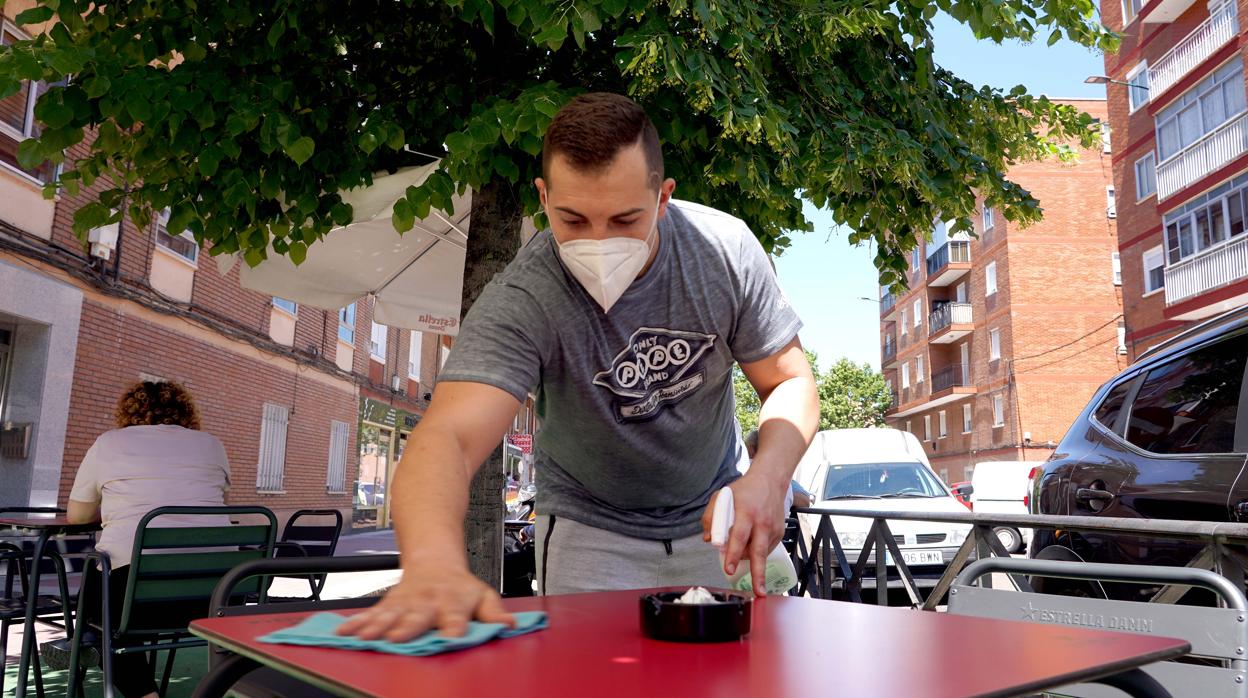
734, 352, 892, 435
816, 358, 893, 430
0, 0, 1116, 278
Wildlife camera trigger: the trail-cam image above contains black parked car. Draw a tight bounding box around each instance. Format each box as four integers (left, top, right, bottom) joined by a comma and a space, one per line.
1028, 305, 1248, 600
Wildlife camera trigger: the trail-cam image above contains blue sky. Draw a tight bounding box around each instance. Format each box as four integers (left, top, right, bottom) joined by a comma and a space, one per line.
774, 14, 1106, 373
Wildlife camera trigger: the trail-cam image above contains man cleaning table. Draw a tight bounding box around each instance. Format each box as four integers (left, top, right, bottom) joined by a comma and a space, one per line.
340, 92, 819, 643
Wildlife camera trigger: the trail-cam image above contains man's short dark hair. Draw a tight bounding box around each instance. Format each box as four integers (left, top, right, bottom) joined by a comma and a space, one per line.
542, 93, 664, 188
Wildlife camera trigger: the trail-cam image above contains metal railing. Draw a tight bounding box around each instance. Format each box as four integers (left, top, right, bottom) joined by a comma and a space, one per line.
1157, 110, 1248, 201
880, 292, 897, 314
1164, 233, 1248, 305
929, 302, 972, 333
930, 364, 970, 392
790, 506, 1248, 611
925, 240, 972, 277
882, 337, 897, 363
1149, 1, 1237, 98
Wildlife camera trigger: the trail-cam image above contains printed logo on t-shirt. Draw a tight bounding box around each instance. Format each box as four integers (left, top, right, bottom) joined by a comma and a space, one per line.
592, 327, 717, 422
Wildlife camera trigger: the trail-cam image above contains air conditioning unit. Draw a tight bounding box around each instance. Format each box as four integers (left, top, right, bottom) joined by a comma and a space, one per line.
88, 222, 120, 260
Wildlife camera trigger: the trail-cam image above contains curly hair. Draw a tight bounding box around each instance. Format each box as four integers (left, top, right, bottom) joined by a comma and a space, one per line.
114, 381, 201, 430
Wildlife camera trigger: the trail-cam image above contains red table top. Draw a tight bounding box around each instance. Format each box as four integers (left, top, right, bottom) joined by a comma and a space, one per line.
190, 590, 1189, 698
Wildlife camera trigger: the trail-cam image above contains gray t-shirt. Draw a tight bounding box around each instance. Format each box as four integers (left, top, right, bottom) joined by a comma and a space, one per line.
440, 200, 802, 539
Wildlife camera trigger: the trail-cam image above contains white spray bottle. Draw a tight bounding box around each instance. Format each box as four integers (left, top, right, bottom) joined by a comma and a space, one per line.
709, 486, 798, 595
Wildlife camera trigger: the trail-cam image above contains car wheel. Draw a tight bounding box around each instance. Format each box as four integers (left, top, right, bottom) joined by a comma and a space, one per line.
993, 526, 1023, 554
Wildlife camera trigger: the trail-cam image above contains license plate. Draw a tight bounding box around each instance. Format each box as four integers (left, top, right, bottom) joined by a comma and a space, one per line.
885, 550, 944, 566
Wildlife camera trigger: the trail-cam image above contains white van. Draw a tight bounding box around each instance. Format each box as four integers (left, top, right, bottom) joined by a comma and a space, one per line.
969, 461, 1036, 554
794, 428, 972, 593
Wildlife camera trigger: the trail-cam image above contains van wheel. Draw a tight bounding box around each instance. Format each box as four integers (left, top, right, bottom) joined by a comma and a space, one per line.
992, 526, 1023, 554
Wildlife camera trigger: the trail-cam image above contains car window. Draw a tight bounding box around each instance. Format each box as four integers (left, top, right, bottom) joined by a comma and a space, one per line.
1124, 332, 1248, 455
823, 462, 946, 499
1093, 379, 1135, 435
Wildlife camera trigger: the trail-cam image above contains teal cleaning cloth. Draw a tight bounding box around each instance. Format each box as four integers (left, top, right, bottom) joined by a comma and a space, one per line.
257, 611, 548, 656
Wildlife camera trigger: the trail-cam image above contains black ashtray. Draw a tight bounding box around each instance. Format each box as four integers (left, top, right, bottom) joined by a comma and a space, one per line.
639, 590, 752, 642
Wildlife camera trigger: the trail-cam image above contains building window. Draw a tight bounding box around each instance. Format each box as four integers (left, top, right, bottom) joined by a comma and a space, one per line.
409, 331, 423, 378
272, 298, 297, 315
905, 420, 912, 435
901, 362, 910, 390
1155, 58, 1246, 163
1163, 171, 1248, 264
985, 262, 998, 296
370, 322, 387, 359
1112, 252, 1122, 286
1143, 246, 1165, 294
916, 354, 925, 384
0, 22, 55, 183
912, 299, 921, 329
1126, 63, 1149, 113
1101, 121, 1112, 153
326, 420, 349, 494
992, 394, 1005, 427
938, 411, 947, 439
1117, 321, 1128, 355
900, 308, 908, 335
989, 328, 1001, 361
154, 209, 199, 264
911, 247, 921, 276
923, 415, 932, 442
338, 304, 356, 344
982, 206, 995, 232
962, 403, 972, 433
1106, 187, 1116, 219
1135, 152, 1157, 200
257, 403, 289, 492
1121, 0, 1143, 25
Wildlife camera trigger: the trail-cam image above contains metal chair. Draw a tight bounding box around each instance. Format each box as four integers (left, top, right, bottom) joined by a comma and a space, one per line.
948, 557, 1248, 698
66, 506, 278, 698
268, 509, 344, 601
0, 506, 79, 698
195, 554, 400, 698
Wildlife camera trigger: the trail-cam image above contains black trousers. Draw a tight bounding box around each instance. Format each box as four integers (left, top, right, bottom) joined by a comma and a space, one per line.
80, 565, 205, 698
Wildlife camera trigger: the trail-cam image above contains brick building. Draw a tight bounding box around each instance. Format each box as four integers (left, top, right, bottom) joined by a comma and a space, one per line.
878, 99, 1130, 483
0, 4, 472, 531
1096, 0, 1248, 358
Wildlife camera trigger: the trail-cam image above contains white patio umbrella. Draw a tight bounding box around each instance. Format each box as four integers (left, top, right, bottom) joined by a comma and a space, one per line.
227, 161, 471, 335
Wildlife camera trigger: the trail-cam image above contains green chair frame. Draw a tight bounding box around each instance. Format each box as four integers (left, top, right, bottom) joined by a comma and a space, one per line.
66, 506, 277, 698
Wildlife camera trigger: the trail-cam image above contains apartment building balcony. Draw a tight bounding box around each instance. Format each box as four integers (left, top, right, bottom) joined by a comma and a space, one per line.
890, 365, 975, 417
1149, 2, 1237, 98
928, 302, 973, 344
1143, 0, 1199, 24
1157, 111, 1248, 201
880, 290, 897, 319
1164, 232, 1248, 309
885, 389, 900, 415
882, 335, 898, 367
924, 240, 972, 287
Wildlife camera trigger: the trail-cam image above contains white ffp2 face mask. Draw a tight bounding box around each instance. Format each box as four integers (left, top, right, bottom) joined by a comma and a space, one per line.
555, 200, 660, 313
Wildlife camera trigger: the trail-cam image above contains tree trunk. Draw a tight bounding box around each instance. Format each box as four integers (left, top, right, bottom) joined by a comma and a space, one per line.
460, 174, 524, 588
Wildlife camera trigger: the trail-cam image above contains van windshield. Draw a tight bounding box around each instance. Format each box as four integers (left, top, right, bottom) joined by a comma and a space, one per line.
823, 462, 947, 500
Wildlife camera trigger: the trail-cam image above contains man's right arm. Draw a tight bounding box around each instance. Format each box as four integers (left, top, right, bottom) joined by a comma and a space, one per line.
337, 380, 523, 641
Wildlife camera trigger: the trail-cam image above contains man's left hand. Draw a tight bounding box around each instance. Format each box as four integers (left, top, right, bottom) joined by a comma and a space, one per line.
700, 472, 787, 596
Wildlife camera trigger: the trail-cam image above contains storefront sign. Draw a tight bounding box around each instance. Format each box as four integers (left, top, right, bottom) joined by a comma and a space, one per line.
361, 398, 420, 431
507, 433, 533, 454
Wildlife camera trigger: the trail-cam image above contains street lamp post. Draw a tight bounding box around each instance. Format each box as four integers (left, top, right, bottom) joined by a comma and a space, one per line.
1085, 75, 1150, 90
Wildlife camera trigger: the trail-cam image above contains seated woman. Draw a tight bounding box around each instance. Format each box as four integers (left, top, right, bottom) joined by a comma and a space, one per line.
65, 380, 230, 698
